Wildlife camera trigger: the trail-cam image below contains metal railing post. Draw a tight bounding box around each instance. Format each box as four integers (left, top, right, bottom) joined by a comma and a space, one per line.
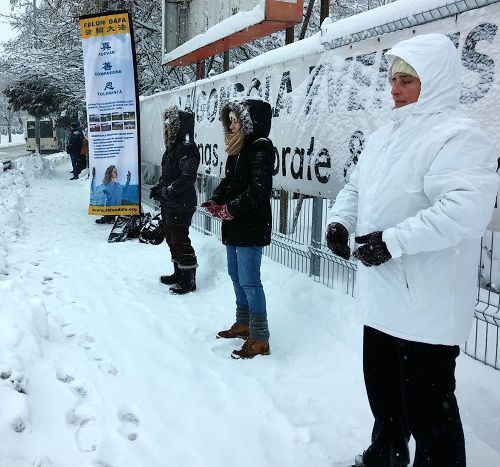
204, 174, 213, 234
309, 196, 323, 277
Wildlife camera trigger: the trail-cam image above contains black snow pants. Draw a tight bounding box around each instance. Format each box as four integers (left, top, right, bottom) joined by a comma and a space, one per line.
163, 212, 197, 268
363, 325, 466, 467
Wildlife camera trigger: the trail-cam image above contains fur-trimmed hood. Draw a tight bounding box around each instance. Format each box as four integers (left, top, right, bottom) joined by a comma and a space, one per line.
220, 99, 272, 142
164, 106, 195, 149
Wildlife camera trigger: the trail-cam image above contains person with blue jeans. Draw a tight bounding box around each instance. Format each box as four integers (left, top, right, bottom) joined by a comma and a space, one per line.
202, 98, 274, 359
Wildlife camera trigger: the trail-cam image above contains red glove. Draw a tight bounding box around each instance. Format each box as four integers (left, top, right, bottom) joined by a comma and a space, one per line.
212, 204, 234, 220
201, 200, 219, 214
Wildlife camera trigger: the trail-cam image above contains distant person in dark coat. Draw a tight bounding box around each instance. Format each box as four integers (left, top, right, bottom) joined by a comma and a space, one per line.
66, 122, 83, 180
202, 98, 274, 359
80, 123, 89, 173
150, 106, 200, 295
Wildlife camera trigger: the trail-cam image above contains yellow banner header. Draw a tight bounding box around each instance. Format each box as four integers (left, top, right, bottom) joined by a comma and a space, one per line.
80, 13, 130, 39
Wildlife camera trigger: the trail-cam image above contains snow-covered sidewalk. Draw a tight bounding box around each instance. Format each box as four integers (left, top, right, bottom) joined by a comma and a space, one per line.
1, 154, 499, 467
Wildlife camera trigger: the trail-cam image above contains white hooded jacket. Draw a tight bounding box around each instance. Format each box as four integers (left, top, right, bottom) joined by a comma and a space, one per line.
328, 34, 499, 345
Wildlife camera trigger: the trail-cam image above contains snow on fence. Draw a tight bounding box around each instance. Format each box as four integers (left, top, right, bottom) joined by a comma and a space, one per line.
140, 0, 500, 369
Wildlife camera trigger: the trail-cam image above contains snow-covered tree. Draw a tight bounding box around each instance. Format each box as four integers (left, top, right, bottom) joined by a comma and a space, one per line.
0, 0, 387, 108
4, 76, 64, 119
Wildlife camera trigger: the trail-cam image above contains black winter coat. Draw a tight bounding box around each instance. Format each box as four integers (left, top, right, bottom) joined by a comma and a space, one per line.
211, 99, 274, 247
158, 109, 200, 216
66, 129, 83, 154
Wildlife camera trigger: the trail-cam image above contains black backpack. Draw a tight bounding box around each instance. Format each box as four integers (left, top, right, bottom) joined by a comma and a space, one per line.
138, 213, 164, 245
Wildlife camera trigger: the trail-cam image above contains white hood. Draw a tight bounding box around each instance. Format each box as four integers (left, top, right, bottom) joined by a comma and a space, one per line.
386, 33, 461, 114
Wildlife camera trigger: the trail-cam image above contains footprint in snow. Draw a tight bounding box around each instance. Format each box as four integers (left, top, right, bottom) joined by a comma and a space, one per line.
117, 411, 140, 441
56, 372, 75, 384
11, 416, 26, 433
92, 461, 115, 467
76, 418, 100, 452
98, 361, 118, 377
32, 455, 54, 467
77, 333, 95, 350
72, 384, 88, 401
6, 372, 27, 394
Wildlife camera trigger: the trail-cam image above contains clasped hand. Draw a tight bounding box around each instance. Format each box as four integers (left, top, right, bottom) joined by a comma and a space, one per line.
201, 200, 234, 220
353, 231, 392, 267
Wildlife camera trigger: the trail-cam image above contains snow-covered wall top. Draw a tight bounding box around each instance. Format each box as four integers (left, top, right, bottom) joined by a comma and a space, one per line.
142, 0, 500, 229
320, 0, 499, 49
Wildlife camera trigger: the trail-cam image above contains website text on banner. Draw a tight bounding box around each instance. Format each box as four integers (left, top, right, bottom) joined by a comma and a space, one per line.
80, 11, 141, 216
140, 1, 500, 231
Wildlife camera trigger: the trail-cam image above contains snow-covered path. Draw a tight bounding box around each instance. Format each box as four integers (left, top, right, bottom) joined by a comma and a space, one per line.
1, 154, 499, 467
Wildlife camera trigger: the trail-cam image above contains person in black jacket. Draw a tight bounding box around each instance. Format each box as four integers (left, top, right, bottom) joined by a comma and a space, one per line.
150, 106, 200, 294
66, 122, 83, 180
202, 98, 274, 359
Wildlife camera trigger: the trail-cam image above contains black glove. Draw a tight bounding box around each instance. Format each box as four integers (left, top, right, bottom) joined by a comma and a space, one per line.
149, 184, 160, 200
161, 186, 173, 200
325, 222, 351, 260
353, 231, 392, 267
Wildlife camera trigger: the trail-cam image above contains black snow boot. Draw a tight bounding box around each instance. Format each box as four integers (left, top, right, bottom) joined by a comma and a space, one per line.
356, 440, 410, 467
160, 263, 180, 285
95, 215, 116, 224
169, 268, 196, 295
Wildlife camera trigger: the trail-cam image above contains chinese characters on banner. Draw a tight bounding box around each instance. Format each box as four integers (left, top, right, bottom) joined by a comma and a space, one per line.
80, 11, 141, 216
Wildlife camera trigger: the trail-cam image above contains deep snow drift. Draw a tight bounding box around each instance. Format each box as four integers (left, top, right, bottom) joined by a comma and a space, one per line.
0, 152, 499, 467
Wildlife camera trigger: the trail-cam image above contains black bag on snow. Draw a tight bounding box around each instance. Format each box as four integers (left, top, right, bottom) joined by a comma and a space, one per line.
108, 216, 135, 243
127, 214, 143, 239
106, 214, 146, 243
138, 213, 164, 245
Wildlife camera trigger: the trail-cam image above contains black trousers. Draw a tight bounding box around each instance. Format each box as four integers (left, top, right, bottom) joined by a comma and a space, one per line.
363, 326, 465, 467
163, 212, 197, 268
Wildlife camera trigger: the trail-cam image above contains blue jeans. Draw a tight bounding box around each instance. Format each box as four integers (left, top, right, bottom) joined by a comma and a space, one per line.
69, 151, 81, 176
226, 246, 266, 315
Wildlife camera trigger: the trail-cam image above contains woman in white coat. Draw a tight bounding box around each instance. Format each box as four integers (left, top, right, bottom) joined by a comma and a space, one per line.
326, 33, 499, 467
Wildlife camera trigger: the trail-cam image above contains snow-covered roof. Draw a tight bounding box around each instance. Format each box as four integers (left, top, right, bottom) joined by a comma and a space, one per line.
163, 0, 266, 65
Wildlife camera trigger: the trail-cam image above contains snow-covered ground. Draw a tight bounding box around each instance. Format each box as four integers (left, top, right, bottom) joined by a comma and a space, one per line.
0, 133, 25, 149
1, 152, 499, 467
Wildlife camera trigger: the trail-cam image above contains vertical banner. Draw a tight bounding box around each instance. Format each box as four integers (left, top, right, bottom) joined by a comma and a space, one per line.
80, 10, 141, 216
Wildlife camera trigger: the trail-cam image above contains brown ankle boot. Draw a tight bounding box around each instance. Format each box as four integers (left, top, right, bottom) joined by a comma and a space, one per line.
231, 339, 270, 359
216, 323, 250, 339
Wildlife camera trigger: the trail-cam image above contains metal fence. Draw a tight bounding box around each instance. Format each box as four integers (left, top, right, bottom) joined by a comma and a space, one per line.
142, 169, 500, 370
191, 173, 357, 295
465, 231, 500, 369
